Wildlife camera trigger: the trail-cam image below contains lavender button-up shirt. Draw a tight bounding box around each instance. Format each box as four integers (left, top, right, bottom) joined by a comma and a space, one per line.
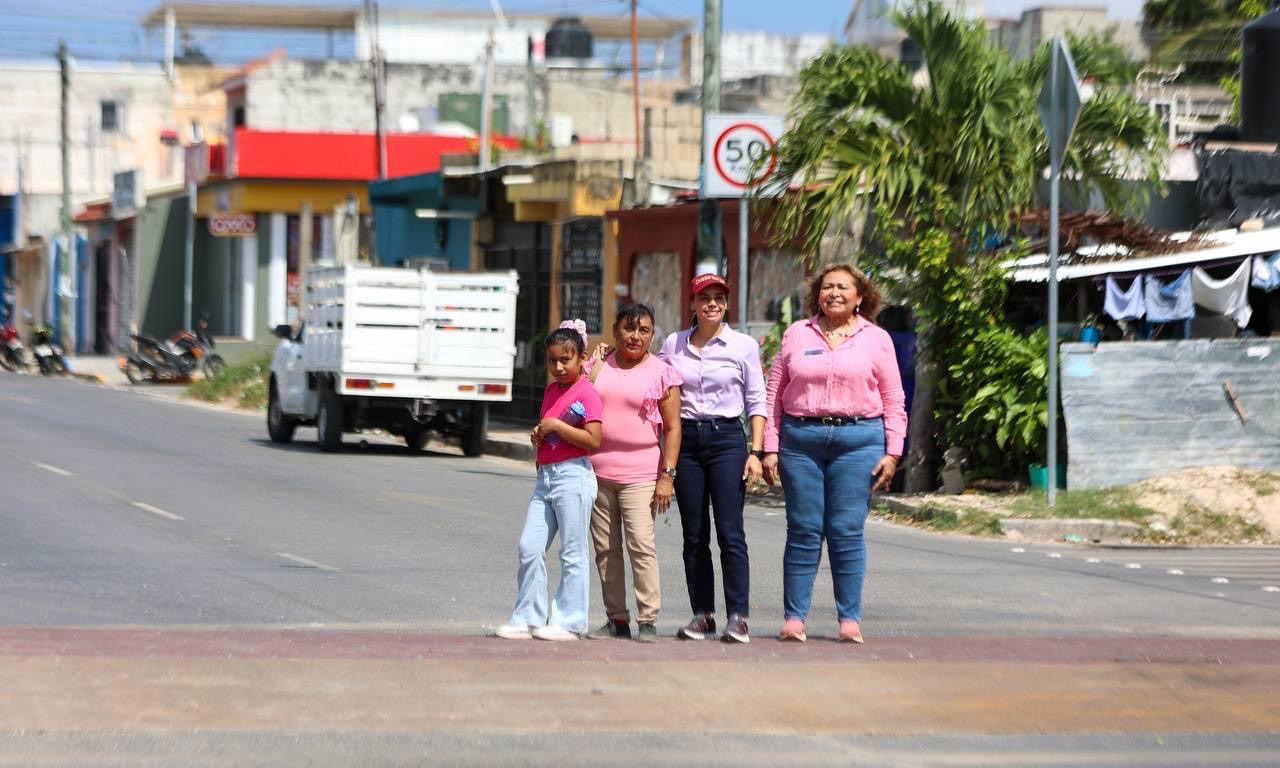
659, 325, 768, 421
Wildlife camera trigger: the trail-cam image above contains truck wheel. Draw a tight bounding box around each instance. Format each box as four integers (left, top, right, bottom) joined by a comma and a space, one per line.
267, 383, 297, 444
403, 426, 430, 452
460, 403, 488, 457
316, 385, 343, 452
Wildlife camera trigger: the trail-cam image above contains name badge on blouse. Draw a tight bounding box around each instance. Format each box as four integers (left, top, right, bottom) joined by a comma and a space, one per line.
803, 348, 824, 356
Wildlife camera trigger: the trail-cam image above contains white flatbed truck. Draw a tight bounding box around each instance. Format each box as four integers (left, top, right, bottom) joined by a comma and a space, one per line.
267, 265, 518, 456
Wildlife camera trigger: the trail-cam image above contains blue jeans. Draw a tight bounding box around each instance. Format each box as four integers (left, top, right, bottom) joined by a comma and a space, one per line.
509, 457, 597, 634
779, 415, 884, 623
674, 417, 750, 618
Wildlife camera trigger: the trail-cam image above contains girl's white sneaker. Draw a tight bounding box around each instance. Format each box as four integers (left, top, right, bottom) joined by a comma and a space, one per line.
531, 625, 580, 642
495, 624, 532, 640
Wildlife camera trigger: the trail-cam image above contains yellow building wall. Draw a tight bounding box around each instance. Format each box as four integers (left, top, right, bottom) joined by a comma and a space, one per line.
196, 181, 370, 216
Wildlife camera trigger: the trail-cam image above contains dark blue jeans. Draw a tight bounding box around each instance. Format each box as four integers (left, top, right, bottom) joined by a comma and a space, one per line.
778, 415, 883, 623
674, 417, 750, 618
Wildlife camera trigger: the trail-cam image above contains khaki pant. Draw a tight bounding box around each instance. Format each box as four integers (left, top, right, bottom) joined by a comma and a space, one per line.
591, 478, 660, 624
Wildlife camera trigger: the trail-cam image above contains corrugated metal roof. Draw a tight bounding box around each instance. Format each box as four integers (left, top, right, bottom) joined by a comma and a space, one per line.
1011, 227, 1280, 282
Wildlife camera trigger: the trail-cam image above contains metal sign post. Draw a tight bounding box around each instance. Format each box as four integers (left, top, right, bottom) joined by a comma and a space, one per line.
702, 114, 784, 330
1038, 38, 1083, 507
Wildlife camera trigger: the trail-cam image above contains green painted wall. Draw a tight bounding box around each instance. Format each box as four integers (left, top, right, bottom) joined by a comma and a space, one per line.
136, 192, 187, 339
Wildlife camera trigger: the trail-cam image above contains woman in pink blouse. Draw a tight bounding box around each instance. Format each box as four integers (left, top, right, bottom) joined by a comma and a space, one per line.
762, 264, 907, 644
587, 303, 683, 643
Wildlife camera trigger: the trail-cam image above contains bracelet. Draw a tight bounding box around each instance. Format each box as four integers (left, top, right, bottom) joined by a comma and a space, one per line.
750, 450, 765, 460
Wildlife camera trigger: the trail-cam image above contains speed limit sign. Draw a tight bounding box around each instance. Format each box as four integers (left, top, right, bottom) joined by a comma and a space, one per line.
703, 114, 784, 198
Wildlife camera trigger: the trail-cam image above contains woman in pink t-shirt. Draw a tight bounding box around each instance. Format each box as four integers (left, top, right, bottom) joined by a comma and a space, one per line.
587, 304, 683, 643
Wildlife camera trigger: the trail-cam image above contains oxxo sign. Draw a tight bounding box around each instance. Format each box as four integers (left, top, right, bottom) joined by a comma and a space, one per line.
702, 114, 785, 199
208, 213, 257, 237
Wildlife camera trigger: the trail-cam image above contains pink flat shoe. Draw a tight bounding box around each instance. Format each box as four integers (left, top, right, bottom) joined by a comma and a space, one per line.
778, 618, 807, 642
838, 619, 865, 644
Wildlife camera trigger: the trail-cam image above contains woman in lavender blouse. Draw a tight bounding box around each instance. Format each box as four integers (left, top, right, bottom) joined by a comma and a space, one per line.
658, 273, 767, 644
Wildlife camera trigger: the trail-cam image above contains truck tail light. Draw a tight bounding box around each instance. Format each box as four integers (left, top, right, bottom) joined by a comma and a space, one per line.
457, 384, 476, 392
346, 378, 375, 389
482, 384, 507, 395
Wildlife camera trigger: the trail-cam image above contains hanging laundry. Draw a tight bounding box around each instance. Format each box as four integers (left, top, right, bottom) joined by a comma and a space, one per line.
1104, 275, 1145, 320
1143, 270, 1195, 323
1252, 252, 1280, 292
1192, 259, 1253, 328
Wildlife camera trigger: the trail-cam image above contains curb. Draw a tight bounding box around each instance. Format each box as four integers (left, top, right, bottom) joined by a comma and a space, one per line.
483, 437, 536, 463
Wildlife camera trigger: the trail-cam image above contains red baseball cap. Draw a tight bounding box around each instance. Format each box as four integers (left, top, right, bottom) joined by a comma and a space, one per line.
690, 273, 730, 296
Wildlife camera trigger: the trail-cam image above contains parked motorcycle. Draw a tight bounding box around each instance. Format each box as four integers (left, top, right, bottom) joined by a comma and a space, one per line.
0, 321, 32, 373
121, 317, 226, 384
30, 327, 67, 376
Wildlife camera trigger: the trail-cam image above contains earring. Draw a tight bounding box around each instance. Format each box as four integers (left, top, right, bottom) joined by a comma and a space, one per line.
855, 304, 862, 314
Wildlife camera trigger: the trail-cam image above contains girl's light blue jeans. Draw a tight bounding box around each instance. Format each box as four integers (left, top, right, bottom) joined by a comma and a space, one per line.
509, 457, 597, 634
778, 415, 884, 623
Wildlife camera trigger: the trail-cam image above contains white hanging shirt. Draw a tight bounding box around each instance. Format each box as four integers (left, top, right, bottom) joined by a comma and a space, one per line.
1191, 259, 1253, 328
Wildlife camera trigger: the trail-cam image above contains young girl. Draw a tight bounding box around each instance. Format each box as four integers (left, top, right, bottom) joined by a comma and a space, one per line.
496, 320, 603, 641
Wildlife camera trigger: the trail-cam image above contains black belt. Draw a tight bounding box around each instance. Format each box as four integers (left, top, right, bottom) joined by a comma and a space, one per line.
786, 414, 877, 426
681, 416, 740, 426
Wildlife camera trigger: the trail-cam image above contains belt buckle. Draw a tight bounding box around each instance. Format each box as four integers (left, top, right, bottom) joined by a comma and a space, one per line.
821, 416, 839, 426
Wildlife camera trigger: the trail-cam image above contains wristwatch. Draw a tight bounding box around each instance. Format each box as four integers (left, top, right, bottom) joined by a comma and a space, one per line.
750, 450, 766, 460
661, 467, 678, 480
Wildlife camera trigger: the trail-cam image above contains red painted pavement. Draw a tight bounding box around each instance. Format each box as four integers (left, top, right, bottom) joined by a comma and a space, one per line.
0, 628, 1277, 665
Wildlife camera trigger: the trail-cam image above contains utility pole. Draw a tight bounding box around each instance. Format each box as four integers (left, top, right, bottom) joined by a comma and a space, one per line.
630, 0, 641, 160
479, 0, 506, 173
366, 0, 387, 179
164, 5, 176, 82
59, 41, 75, 353
697, 0, 723, 274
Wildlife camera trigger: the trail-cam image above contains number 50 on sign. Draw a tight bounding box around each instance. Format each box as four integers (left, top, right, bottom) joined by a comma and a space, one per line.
703, 114, 785, 199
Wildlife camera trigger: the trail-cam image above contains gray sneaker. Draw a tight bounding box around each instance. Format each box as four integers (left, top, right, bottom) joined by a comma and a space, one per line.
588, 618, 631, 639
676, 615, 716, 640
721, 614, 750, 644
635, 623, 658, 643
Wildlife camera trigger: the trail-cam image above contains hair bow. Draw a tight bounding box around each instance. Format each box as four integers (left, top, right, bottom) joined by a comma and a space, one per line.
559, 318, 589, 350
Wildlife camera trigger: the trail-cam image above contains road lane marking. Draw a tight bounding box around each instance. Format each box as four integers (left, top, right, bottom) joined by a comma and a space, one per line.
1167, 569, 1185, 575
33, 462, 73, 476
1125, 563, 1142, 569
276, 552, 339, 572
1263, 586, 1279, 592
1211, 577, 1230, 584
132, 502, 184, 521
1010, 547, 1026, 553
1085, 557, 1101, 563
1047, 552, 1062, 558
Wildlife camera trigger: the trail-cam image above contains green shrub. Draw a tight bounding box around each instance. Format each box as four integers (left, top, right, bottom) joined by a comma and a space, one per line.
186, 354, 272, 410
944, 326, 1057, 479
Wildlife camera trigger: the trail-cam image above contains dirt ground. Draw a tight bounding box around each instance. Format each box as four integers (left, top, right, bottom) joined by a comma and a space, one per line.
1132, 466, 1280, 537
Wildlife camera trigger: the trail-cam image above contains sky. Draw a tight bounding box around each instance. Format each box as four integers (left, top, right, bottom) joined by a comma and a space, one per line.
0, 0, 1147, 63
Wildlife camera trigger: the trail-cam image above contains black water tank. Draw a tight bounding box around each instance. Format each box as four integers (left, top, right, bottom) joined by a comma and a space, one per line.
545, 16, 593, 59
1241, 3, 1280, 142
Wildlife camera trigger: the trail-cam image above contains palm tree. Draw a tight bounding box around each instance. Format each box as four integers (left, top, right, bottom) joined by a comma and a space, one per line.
768, 0, 1166, 491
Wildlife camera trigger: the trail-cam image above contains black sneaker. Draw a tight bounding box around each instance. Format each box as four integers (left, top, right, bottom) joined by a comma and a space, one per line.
721, 614, 750, 644
676, 615, 716, 640
588, 618, 631, 639
635, 623, 658, 643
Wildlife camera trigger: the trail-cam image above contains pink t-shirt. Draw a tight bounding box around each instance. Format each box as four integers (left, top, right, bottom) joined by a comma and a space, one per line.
589, 354, 683, 483
536, 376, 603, 466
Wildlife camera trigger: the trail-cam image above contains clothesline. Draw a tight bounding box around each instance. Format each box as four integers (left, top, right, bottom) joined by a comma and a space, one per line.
1101, 253, 1280, 328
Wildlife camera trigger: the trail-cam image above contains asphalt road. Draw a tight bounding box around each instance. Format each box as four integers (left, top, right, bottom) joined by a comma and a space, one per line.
2, 374, 1278, 636
2, 372, 1280, 765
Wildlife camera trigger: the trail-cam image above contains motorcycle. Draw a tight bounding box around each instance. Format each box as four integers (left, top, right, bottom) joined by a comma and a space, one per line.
30, 327, 67, 376
0, 321, 32, 373
121, 317, 226, 384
